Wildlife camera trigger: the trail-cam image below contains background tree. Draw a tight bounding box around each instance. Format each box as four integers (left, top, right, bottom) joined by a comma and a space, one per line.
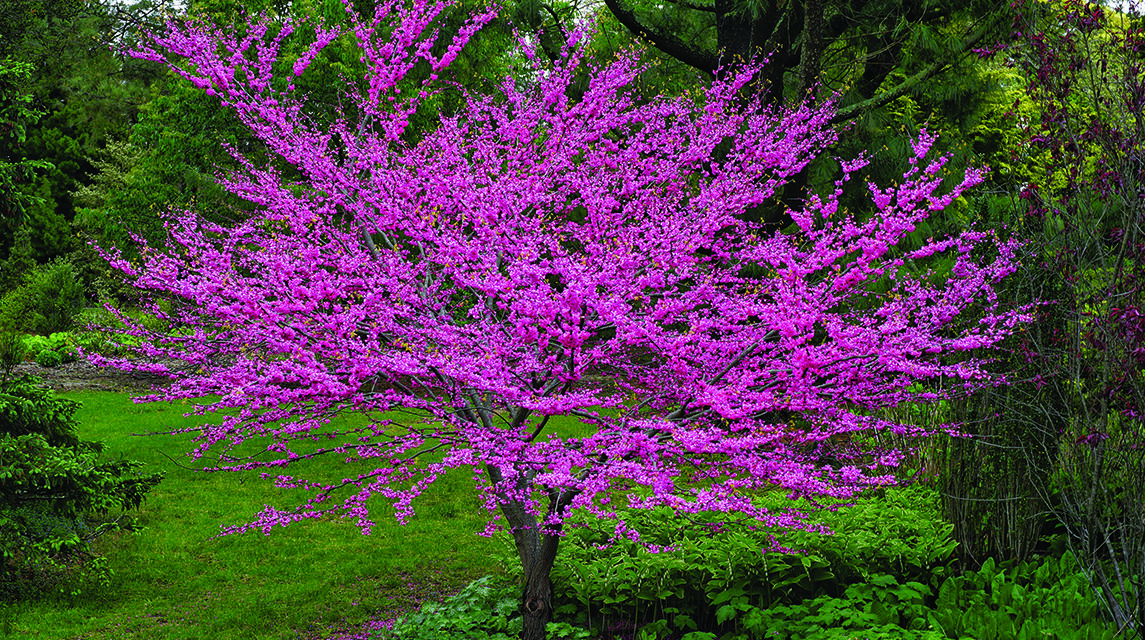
0, 59, 53, 225
584, 0, 1005, 111
513, 0, 1019, 237
0, 1, 174, 281
100, 1, 1027, 638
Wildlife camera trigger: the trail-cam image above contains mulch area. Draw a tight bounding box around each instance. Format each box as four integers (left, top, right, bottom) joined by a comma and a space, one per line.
9, 359, 174, 393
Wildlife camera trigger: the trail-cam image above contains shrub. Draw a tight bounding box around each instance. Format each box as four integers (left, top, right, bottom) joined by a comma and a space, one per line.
33, 349, 63, 368
23, 258, 85, 335
494, 484, 957, 635
22, 332, 79, 366
0, 376, 163, 601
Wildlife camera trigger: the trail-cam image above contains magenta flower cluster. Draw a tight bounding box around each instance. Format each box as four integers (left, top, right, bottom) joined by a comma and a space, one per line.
102, 0, 1027, 546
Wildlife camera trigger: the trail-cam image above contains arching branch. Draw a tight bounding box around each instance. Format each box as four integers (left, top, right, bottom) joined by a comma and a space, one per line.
603, 0, 720, 74
831, 9, 1006, 124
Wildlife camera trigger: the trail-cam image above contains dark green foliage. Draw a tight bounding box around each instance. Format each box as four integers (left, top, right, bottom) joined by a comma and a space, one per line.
928, 554, 1119, 640
0, 1, 168, 277
0, 284, 34, 380
710, 574, 942, 639
0, 0, 86, 61
0, 58, 54, 225
492, 485, 958, 635
32, 349, 63, 368
0, 333, 23, 380
0, 225, 35, 294
0, 376, 162, 601
20, 258, 85, 335
699, 554, 1116, 639
377, 575, 591, 640
0, 255, 86, 343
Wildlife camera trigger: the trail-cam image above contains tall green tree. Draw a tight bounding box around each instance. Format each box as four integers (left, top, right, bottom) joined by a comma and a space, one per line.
589, 0, 1006, 113
510, 0, 1018, 229
0, 1, 174, 271
0, 59, 52, 225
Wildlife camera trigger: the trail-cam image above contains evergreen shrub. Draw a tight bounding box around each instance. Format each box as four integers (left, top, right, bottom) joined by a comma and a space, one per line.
0, 376, 162, 601
23, 258, 85, 335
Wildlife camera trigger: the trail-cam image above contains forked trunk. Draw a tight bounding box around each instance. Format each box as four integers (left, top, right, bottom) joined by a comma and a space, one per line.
489, 464, 575, 640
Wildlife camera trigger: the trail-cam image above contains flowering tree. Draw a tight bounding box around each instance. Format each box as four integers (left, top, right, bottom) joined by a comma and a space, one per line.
100, 1, 1026, 637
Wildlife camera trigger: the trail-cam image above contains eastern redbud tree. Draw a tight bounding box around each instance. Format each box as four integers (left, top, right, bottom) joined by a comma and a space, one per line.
100, 1, 1025, 637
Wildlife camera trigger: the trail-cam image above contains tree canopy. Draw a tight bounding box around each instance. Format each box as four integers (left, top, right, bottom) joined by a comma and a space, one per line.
97, 2, 1028, 638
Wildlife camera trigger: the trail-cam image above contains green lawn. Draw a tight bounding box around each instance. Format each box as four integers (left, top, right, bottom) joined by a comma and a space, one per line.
6, 391, 509, 640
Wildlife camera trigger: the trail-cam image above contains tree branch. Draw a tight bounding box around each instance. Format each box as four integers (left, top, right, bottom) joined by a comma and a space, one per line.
603, 0, 720, 74
831, 9, 1006, 124
664, 0, 716, 12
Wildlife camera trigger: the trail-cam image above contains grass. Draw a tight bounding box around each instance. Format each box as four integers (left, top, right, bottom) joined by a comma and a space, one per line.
6, 390, 515, 640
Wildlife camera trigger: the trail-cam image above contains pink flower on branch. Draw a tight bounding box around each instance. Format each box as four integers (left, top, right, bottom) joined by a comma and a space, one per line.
103, 2, 1028, 637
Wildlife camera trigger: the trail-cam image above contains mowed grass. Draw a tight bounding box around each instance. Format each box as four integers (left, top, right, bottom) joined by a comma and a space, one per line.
6, 390, 576, 640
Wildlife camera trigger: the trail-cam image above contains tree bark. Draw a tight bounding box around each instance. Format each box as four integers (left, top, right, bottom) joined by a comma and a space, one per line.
488, 464, 577, 640
517, 518, 563, 640
797, 0, 825, 99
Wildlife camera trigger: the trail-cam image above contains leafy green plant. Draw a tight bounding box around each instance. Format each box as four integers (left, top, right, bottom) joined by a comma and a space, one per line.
712, 574, 944, 640
927, 553, 1117, 640
624, 555, 1118, 640
376, 575, 591, 640
376, 575, 521, 639
21, 332, 79, 366
498, 484, 958, 634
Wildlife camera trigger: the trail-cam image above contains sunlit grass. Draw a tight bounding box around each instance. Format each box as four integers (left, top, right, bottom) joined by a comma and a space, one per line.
8, 391, 514, 640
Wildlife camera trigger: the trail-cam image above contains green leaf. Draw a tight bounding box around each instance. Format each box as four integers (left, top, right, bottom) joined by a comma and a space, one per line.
871, 574, 899, 588
673, 613, 697, 631
716, 604, 739, 625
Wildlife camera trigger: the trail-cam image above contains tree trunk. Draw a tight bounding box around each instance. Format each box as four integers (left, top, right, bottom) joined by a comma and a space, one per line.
518, 524, 562, 640
487, 464, 576, 640
797, 0, 825, 99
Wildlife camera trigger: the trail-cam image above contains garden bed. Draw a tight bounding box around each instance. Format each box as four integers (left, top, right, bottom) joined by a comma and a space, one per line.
9, 359, 173, 393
